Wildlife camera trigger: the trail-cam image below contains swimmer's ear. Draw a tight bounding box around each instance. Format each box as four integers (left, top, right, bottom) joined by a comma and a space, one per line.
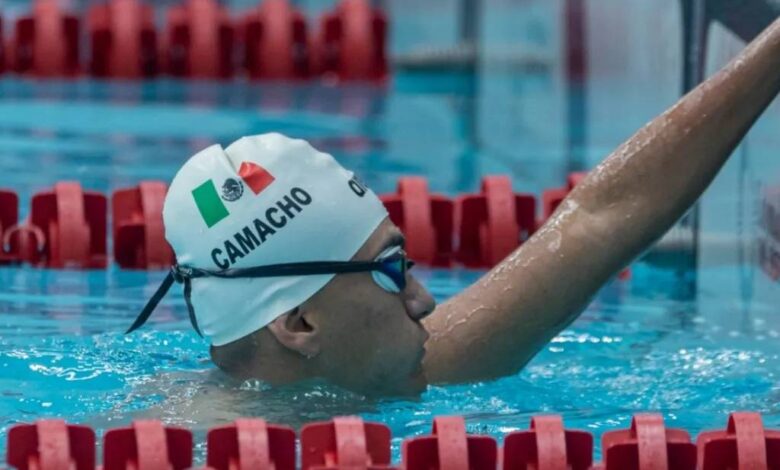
267, 307, 320, 359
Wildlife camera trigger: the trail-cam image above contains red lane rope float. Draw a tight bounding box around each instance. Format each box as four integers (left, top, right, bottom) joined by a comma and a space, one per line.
241, 0, 310, 80
380, 177, 455, 267
29, 182, 107, 269
207, 418, 295, 470
301, 416, 395, 469
0, 189, 19, 253
0, 0, 391, 83
0, 17, 5, 75
3, 172, 642, 271
5, 413, 780, 469
0, 190, 46, 265
502, 415, 592, 470
103, 420, 193, 470
698, 412, 780, 470
598, 414, 697, 470
87, 0, 158, 79
403, 416, 497, 470
163, 0, 234, 79
7, 420, 95, 470
112, 181, 173, 270
457, 175, 537, 268
10, 0, 80, 77
1, 224, 45, 265
313, 0, 388, 82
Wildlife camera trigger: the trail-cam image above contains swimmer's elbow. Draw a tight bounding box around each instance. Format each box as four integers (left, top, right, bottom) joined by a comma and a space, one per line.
569, 190, 670, 270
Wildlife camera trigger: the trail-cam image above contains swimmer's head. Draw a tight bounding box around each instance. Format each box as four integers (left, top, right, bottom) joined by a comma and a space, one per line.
155, 133, 435, 395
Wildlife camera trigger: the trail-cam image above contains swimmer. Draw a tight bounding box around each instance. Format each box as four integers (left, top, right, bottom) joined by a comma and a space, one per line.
129, 18, 780, 396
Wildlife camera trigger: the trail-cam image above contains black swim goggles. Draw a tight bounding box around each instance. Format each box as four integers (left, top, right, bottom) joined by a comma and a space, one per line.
126, 245, 414, 337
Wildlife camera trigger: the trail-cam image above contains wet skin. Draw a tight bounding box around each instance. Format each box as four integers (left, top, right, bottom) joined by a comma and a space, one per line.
213, 18, 780, 396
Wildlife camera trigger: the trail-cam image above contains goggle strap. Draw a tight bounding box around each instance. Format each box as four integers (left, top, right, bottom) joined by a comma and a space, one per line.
125, 271, 175, 334
126, 252, 410, 336
182, 277, 204, 337
193, 260, 386, 279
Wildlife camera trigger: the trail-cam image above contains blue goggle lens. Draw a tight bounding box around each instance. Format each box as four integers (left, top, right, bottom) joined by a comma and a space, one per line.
371, 246, 411, 293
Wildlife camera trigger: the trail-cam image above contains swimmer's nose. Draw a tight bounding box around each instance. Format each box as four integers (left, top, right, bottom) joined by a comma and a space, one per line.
403, 277, 436, 321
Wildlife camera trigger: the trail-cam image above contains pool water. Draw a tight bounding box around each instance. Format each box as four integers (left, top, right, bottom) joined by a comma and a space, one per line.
0, 68, 779, 462
1, 261, 779, 460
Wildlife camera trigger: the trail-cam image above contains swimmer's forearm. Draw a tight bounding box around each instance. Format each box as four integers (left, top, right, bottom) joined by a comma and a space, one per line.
572, 17, 780, 273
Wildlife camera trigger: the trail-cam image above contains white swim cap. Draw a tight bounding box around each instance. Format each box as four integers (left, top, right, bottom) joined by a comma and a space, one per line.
161, 133, 388, 346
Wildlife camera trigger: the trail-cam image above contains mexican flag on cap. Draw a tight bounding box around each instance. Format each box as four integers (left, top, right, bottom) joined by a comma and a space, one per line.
192, 161, 275, 228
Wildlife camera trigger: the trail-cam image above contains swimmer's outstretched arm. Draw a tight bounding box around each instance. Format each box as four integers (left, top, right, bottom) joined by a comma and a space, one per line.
422, 17, 780, 383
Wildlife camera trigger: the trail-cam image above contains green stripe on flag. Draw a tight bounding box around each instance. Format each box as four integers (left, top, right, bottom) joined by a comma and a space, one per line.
192, 180, 229, 228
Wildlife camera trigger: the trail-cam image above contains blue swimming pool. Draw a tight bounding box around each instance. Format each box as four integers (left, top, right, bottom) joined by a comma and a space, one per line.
0, 74, 778, 461
1, 0, 780, 463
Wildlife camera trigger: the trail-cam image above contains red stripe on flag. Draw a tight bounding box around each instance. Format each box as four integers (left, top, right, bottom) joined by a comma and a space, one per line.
239, 161, 275, 195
